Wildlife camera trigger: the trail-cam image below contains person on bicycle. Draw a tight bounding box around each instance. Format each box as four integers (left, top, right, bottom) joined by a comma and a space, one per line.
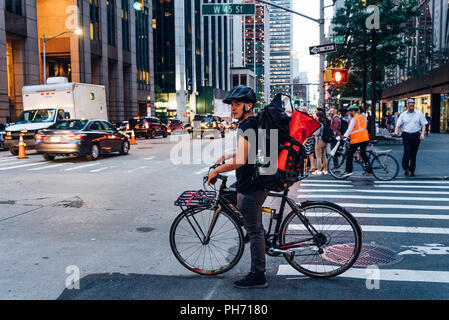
341, 104, 372, 177
207, 85, 269, 289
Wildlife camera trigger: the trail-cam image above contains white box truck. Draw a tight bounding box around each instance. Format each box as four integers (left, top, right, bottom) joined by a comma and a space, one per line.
5, 77, 107, 155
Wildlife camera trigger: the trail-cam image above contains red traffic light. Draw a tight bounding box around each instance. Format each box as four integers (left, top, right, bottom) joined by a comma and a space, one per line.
332, 69, 348, 84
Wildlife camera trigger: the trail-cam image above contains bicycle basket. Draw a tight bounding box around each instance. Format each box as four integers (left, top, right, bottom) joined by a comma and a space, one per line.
174, 190, 217, 208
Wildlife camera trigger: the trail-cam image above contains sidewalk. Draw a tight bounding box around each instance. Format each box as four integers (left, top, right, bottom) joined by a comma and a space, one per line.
376, 133, 449, 179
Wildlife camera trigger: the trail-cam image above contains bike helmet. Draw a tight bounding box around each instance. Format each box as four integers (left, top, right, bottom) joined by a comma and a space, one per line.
223, 86, 257, 105
348, 104, 359, 111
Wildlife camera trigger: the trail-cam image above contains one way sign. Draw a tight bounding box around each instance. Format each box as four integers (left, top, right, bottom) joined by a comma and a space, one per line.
309, 43, 337, 55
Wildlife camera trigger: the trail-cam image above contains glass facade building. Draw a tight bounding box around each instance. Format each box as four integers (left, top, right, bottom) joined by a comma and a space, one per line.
269, 0, 292, 99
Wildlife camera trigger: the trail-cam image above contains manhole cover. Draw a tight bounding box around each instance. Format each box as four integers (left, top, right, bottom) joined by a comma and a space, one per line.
322, 244, 401, 267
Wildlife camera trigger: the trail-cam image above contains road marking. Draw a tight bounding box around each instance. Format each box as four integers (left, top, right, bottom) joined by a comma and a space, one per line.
298, 183, 354, 188
90, 167, 110, 173
334, 203, 449, 210
0, 160, 27, 167
63, 163, 101, 171
299, 189, 449, 195
277, 265, 449, 284
298, 194, 449, 202
125, 166, 147, 173
375, 185, 449, 189
0, 163, 41, 171
300, 180, 352, 184
398, 244, 449, 256
351, 213, 449, 220
144, 157, 155, 160
288, 224, 449, 234
0, 158, 22, 163
27, 163, 66, 171
374, 180, 449, 184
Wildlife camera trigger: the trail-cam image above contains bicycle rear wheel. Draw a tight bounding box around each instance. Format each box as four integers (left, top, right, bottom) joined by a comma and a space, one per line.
170, 207, 244, 275
370, 154, 399, 181
279, 201, 362, 278
327, 154, 347, 179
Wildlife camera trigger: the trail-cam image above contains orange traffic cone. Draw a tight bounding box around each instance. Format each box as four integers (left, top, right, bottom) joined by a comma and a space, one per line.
131, 130, 136, 145
17, 133, 28, 159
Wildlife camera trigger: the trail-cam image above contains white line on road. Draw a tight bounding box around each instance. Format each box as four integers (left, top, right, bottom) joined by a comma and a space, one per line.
298, 184, 354, 188
27, 163, 66, 171
374, 180, 449, 184
125, 166, 147, 173
90, 167, 110, 173
300, 180, 352, 184
298, 194, 449, 202
277, 265, 449, 284
398, 244, 449, 256
0, 160, 27, 167
0, 163, 41, 171
299, 189, 449, 195
144, 157, 155, 160
288, 224, 449, 234
375, 185, 449, 189
332, 202, 449, 210
351, 213, 449, 220
63, 163, 100, 171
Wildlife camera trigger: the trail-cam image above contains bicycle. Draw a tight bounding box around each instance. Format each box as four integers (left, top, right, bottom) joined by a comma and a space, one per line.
327, 138, 399, 181
170, 165, 363, 278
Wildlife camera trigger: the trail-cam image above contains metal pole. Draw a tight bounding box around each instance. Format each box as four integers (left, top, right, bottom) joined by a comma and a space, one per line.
319, 0, 325, 109
43, 34, 46, 84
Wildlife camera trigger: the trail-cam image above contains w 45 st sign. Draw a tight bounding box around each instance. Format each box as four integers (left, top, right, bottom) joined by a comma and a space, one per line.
201, 4, 255, 15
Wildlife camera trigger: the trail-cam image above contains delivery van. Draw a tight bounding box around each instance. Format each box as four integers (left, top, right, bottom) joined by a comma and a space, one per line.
4, 77, 107, 155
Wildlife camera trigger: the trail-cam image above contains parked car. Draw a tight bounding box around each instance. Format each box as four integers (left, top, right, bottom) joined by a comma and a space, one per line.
0, 123, 10, 149
127, 116, 167, 139
191, 114, 225, 139
163, 118, 184, 135
113, 121, 130, 132
35, 119, 130, 161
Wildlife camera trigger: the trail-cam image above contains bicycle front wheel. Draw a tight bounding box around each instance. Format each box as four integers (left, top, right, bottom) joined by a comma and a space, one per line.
170, 207, 244, 275
279, 201, 362, 278
327, 154, 347, 179
370, 154, 399, 181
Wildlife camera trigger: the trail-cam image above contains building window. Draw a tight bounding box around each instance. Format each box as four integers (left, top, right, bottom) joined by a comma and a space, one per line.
5, 0, 22, 15
122, 0, 130, 50
233, 74, 239, 87
136, 7, 150, 90
90, 0, 100, 41
107, 0, 116, 46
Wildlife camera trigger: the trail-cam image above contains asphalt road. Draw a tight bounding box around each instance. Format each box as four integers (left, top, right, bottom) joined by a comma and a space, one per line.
1, 131, 449, 300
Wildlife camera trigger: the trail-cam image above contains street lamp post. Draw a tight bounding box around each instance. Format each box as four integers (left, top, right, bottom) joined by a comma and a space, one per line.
42, 29, 82, 84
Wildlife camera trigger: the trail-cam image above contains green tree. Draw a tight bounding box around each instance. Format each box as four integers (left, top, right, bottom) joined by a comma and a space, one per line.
327, 0, 420, 133
154, 84, 167, 103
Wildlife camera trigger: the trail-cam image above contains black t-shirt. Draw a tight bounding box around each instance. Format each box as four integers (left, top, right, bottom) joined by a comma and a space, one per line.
235, 116, 259, 194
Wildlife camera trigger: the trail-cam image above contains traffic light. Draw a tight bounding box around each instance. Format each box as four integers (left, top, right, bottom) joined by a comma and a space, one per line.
324, 68, 349, 85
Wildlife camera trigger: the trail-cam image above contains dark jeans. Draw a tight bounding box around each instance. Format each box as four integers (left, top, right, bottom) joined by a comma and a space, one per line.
237, 187, 269, 273
345, 141, 370, 173
401, 131, 421, 173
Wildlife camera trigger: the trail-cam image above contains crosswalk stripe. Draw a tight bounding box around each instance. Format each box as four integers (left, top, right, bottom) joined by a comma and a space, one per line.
299, 189, 449, 195
63, 163, 100, 171
27, 163, 66, 171
298, 194, 449, 202
298, 183, 354, 188
0, 163, 41, 171
375, 185, 449, 189
144, 157, 154, 160
351, 213, 449, 220
301, 180, 352, 184
288, 224, 449, 234
334, 202, 449, 210
374, 180, 449, 184
277, 265, 449, 283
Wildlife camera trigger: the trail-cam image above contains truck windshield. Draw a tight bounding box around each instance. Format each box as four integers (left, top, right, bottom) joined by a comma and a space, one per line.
48, 120, 88, 130
15, 109, 56, 124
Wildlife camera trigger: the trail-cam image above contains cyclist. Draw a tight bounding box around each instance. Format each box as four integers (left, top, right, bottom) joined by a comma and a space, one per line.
207, 86, 269, 289
341, 104, 372, 177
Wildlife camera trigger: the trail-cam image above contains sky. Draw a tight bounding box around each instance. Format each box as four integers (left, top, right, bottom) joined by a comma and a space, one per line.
292, 0, 335, 105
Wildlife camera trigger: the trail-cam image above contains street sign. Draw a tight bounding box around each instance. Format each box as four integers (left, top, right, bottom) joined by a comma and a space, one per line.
325, 36, 345, 44
201, 4, 255, 15
309, 44, 337, 55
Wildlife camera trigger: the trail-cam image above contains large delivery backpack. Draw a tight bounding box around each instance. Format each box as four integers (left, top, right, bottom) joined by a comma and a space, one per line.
321, 121, 335, 143
253, 94, 320, 192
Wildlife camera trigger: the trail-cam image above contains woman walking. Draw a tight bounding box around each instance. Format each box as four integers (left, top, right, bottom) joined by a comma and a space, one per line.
313, 111, 329, 175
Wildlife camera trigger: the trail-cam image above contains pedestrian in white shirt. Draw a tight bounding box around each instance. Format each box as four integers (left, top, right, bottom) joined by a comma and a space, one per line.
394, 98, 428, 177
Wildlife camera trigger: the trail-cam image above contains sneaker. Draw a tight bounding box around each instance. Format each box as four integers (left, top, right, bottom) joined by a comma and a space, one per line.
313, 170, 322, 175
341, 172, 353, 178
323, 170, 328, 175
234, 272, 268, 289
